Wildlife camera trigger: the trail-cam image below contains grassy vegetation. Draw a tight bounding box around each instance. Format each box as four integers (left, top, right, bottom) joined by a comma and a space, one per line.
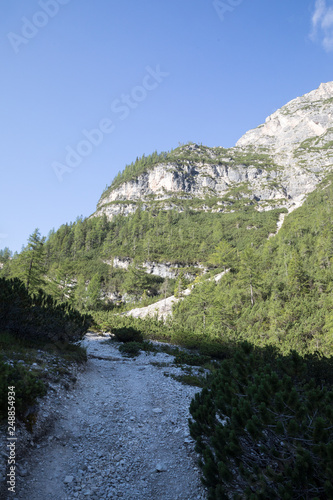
169, 373, 206, 388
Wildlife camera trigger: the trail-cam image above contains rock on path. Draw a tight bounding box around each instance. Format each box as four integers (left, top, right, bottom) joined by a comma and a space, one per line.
12, 333, 206, 500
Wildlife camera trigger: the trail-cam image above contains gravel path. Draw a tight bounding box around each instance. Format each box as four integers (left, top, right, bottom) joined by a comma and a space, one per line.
11, 333, 206, 500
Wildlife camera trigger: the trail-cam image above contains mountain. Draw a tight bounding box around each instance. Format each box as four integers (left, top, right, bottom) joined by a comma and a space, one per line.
94, 81, 333, 222
2, 81, 333, 356
237, 81, 333, 150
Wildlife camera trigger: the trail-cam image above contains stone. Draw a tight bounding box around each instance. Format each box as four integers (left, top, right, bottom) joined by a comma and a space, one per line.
156, 461, 167, 472
64, 475, 74, 484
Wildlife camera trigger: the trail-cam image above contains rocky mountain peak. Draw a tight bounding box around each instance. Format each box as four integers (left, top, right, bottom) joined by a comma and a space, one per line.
236, 81, 333, 150
94, 81, 333, 221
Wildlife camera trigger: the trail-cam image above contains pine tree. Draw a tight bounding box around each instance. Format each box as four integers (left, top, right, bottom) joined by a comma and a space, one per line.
0, 247, 12, 262
10, 229, 46, 294
174, 271, 186, 298
287, 250, 308, 295
239, 247, 260, 307
74, 275, 88, 310
86, 274, 101, 310
208, 240, 236, 271
124, 264, 151, 300
160, 277, 169, 301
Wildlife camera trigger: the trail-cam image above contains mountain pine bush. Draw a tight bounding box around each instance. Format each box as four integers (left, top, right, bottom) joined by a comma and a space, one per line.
112, 326, 144, 343
0, 358, 47, 420
189, 344, 333, 499
0, 277, 91, 343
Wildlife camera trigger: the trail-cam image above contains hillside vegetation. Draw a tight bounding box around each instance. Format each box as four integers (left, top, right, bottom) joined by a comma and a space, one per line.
1, 200, 285, 312
172, 174, 333, 357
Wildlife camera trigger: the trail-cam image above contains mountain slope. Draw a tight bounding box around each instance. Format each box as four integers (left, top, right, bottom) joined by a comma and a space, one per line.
94, 81, 333, 221
2, 81, 333, 348
172, 172, 333, 356
237, 81, 333, 149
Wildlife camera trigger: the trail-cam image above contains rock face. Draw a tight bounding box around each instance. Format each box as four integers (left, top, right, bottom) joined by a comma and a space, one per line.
237, 82, 333, 150
105, 257, 204, 280
94, 82, 333, 220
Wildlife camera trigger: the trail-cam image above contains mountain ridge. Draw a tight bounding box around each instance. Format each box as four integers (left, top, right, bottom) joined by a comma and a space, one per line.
93, 81, 333, 222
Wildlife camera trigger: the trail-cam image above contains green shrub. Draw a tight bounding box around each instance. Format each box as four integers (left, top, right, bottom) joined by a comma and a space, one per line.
170, 328, 203, 348
60, 343, 87, 363
198, 341, 231, 360
174, 352, 210, 367
139, 341, 157, 354
118, 342, 142, 357
170, 373, 206, 387
113, 326, 144, 343
189, 344, 333, 499
0, 277, 91, 343
0, 358, 47, 421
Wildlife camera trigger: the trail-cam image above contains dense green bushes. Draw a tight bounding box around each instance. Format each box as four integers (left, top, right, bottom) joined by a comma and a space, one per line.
118, 342, 143, 357
173, 174, 333, 357
189, 344, 333, 499
112, 326, 144, 343
93, 311, 239, 364
0, 277, 91, 343
0, 358, 47, 420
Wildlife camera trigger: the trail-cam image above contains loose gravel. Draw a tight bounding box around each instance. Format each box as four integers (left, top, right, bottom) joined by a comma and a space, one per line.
3, 333, 207, 500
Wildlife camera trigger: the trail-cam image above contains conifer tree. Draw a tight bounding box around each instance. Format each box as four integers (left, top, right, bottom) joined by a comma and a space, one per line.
124, 264, 151, 300
74, 275, 88, 310
208, 240, 236, 271
10, 229, 46, 294
0, 247, 12, 263
239, 247, 260, 307
174, 271, 186, 298
86, 274, 101, 310
287, 250, 308, 295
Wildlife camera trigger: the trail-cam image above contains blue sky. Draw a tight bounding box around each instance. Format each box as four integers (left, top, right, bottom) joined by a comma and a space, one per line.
1, 0, 333, 252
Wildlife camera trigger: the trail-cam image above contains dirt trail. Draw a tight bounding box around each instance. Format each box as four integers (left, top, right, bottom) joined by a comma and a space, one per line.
11, 333, 206, 500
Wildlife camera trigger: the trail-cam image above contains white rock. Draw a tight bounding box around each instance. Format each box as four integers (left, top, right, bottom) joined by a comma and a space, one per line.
156, 461, 167, 472
152, 408, 163, 414
64, 475, 74, 484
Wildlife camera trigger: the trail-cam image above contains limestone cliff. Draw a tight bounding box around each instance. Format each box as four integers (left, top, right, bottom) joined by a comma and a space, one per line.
93, 81, 333, 220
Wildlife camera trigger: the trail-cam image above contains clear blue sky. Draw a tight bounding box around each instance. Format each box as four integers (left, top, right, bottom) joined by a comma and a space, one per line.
1, 0, 332, 253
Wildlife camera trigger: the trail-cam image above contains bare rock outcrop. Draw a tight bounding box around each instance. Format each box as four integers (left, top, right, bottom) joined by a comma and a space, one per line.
93, 81, 333, 220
